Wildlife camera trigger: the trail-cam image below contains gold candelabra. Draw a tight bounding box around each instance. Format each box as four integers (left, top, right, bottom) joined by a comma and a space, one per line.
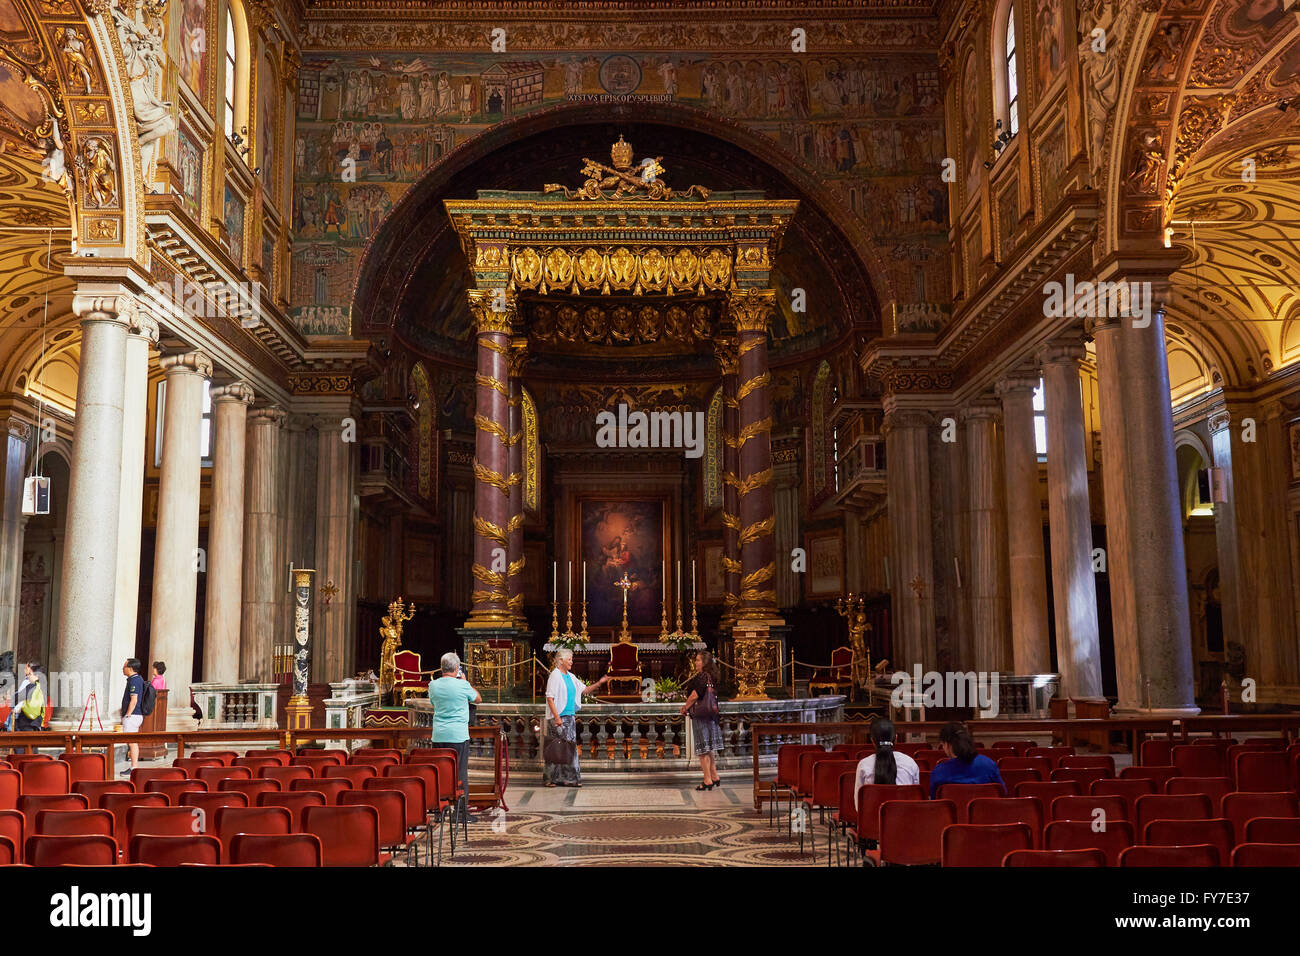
659, 563, 700, 644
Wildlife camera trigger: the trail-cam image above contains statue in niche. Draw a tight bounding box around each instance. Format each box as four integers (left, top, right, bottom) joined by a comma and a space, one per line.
111, 1, 175, 187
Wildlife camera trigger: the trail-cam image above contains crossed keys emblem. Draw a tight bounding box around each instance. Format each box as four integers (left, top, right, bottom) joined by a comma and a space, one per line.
544, 149, 710, 202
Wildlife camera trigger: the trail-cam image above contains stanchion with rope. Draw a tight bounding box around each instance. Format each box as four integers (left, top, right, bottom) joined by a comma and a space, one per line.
77, 692, 104, 732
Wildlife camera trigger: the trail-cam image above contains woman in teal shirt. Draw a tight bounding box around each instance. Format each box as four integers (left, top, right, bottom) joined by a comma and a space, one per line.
429, 652, 481, 816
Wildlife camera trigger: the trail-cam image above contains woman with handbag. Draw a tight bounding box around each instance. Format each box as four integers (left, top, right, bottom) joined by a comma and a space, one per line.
679, 651, 723, 791
544, 648, 609, 788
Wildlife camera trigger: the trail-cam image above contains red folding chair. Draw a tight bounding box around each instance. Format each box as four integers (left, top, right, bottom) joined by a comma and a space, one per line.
257, 790, 326, 832
1059, 755, 1116, 777
969, 797, 1044, 848
18, 794, 87, 819
1025, 746, 1074, 769
364, 776, 428, 865
291, 777, 350, 805
173, 757, 225, 776
34, 809, 113, 837
57, 753, 106, 784
988, 740, 1034, 755
0, 834, 14, 865
130, 768, 185, 791
127, 805, 203, 842
1003, 848, 1106, 867
0, 809, 22, 863
213, 806, 292, 863
72, 780, 133, 808
1172, 745, 1225, 779
1221, 791, 1298, 845
999, 769, 1045, 790
1014, 780, 1081, 809
1051, 768, 1110, 789
1120, 844, 1220, 867
1134, 793, 1212, 835
1233, 751, 1291, 792
101, 793, 168, 854
290, 755, 343, 775
303, 804, 381, 866
1043, 819, 1135, 866
849, 783, 927, 860
220, 779, 282, 803
799, 759, 857, 859
188, 751, 237, 766
26, 833, 117, 866
129, 834, 221, 866
259, 766, 313, 788
942, 823, 1033, 866
1164, 776, 1233, 811
1138, 739, 1173, 767
935, 783, 1003, 823
241, 749, 293, 766
233, 756, 285, 776
231, 832, 322, 866
18, 760, 71, 796
1231, 842, 1300, 866
180, 791, 249, 824
197, 766, 252, 787
145, 779, 208, 804
340, 789, 404, 865
1089, 778, 1156, 818
1120, 765, 1180, 788
996, 756, 1051, 777
1243, 816, 1300, 844
0, 769, 19, 811
874, 799, 956, 866
1051, 794, 1127, 823
322, 765, 378, 788
1143, 818, 1233, 863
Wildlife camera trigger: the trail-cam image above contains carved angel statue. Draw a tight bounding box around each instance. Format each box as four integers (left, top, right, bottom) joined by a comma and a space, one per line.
81, 137, 116, 208
1077, 0, 1131, 178
59, 27, 93, 95
112, 2, 175, 186
40, 118, 71, 196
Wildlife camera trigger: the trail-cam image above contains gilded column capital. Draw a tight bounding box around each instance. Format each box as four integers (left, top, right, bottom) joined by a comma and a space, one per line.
728, 288, 776, 333
159, 349, 214, 379
467, 288, 517, 335
129, 311, 161, 344
71, 293, 132, 327
211, 381, 255, 406
1036, 340, 1086, 369
507, 336, 529, 377
248, 405, 288, 427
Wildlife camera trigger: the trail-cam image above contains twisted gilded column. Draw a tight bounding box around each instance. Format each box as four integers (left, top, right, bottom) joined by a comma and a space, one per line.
240, 405, 286, 680
731, 289, 780, 625
996, 373, 1052, 675
150, 348, 214, 729
716, 340, 741, 623
465, 289, 517, 628
204, 382, 254, 682
506, 337, 527, 626
1038, 341, 1103, 699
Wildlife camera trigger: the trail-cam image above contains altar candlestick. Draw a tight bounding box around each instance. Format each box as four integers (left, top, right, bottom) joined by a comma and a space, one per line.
568, 561, 572, 602
583, 561, 587, 602
553, 561, 557, 602
692, 560, 696, 602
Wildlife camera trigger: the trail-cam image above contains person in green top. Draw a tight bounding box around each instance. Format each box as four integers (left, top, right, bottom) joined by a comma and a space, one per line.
429, 652, 481, 820
5, 662, 46, 731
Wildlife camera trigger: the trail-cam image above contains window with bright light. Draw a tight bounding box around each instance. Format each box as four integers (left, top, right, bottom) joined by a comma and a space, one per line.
224, 10, 236, 139
154, 379, 215, 468
1004, 7, 1020, 138
1033, 378, 1047, 457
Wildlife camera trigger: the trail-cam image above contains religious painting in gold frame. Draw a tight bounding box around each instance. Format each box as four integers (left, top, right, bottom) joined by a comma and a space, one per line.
804, 527, 845, 600
698, 540, 726, 604
571, 495, 670, 634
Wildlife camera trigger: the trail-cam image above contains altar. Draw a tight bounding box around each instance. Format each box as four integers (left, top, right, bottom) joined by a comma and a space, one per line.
544, 640, 707, 691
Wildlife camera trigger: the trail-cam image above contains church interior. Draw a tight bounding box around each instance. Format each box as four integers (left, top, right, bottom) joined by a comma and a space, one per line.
1, 0, 1300, 882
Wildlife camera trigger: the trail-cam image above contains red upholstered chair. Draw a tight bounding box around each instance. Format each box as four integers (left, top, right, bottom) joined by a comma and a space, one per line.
350, 753, 400, 772
101, 793, 167, 854
197, 766, 252, 787
799, 760, 856, 859
234, 756, 284, 776
304, 804, 381, 866
387, 763, 448, 863
988, 740, 1034, 756
1121, 765, 1180, 788
258, 790, 326, 832
603, 642, 643, 698
1165, 776, 1233, 811
393, 649, 429, 705
1135, 793, 1213, 836
935, 784, 1004, 823
242, 749, 292, 765
1025, 746, 1074, 769
291, 755, 343, 775
1051, 768, 1110, 789
172, 757, 224, 776
18, 794, 87, 820
768, 744, 821, 828
0, 810, 23, 863
1221, 791, 1299, 845
291, 777, 350, 805
213, 806, 291, 863
1120, 844, 1220, 867
1143, 818, 1234, 863
73, 780, 132, 808
1003, 847, 1106, 867
57, 753, 106, 784
127, 805, 202, 841
1043, 820, 1135, 866
420, 753, 464, 850
297, 748, 348, 759
0, 769, 22, 811
26, 833, 117, 866
826, 771, 859, 868
1232, 842, 1300, 866
34, 809, 113, 838
146, 779, 208, 804
365, 776, 427, 865
1059, 755, 1115, 777
850, 784, 926, 854
231, 832, 322, 867
0, 834, 14, 865
1172, 745, 1225, 779
1050, 794, 1128, 824
1233, 751, 1291, 793
999, 769, 1045, 791
130, 834, 221, 866
260, 766, 313, 788
189, 751, 237, 766
130, 768, 185, 791
341, 789, 405, 864
6, 754, 51, 772
915, 749, 947, 766
180, 791, 248, 829
220, 779, 282, 803
19, 760, 71, 796
809, 646, 854, 697
1243, 816, 1300, 844
996, 756, 1051, 777
356, 747, 402, 759
969, 797, 1044, 849
1139, 738, 1173, 767
323, 765, 378, 788
1089, 778, 1156, 818
1240, 738, 1285, 749
874, 799, 956, 866
942, 823, 1033, 867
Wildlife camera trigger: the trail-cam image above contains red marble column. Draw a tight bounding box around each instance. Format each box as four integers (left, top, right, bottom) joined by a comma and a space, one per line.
718, 343, 741, 623
506, 339, 527, 625
466, 291, 516, 627
731, 290, 780, 624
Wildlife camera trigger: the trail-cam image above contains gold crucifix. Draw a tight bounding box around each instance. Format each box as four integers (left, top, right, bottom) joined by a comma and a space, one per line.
615, 571, 634, 643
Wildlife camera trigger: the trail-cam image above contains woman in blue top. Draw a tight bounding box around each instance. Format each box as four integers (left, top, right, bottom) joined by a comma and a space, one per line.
928, 721, 1006, 798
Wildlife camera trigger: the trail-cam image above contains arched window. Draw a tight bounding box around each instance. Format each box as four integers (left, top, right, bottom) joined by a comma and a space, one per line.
224, 10, 236, 138
222, 1, 249, 146
1003, 6, 1020, 137
992, 1, 1021, 144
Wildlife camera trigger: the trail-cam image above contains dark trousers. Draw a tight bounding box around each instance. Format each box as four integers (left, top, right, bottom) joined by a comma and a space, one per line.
433, 739, 469, 810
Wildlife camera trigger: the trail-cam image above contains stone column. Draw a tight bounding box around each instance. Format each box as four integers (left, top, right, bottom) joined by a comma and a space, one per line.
996, 373, 1052, 674
730, 290, 781, 625
280, 415, 318, 643
1038, 341, 1103, 699
203, 382, 254, 682
883, 404, 937, 670
717, 344, 741, 623
109, 313, 159, 718
314, 406, 359, 680
53, 296, 131, 723
506, 338, 527, 626
964, 399, 1011, 674
149, 349, 213, 728
1092, 301, 1196, 714
240, 405, 286, 681
0, 418, 32, 657
464, 289, 515, 628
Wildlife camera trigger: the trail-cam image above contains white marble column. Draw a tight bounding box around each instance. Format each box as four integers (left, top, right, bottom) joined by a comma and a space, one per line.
240, 406, 286, 681
148, 349, 213, 729
53, 296, 131, 723
964, 399, 1011, 674
883, 404, 937, 670
109, 313, 158, 719
203, 382, 254, 682
1038, 342, 1103, 699
997, 374, 1052, 674
0, 418, 32, 657
314, 407, 358, 682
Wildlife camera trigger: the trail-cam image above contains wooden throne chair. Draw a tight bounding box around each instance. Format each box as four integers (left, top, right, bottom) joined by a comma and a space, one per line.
392, 650, 429, 705
809, 646, 854, 697
604, 642, 643, 701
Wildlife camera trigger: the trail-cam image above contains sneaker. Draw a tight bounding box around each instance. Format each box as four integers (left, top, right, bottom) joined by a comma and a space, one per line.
118, 769, 132, 777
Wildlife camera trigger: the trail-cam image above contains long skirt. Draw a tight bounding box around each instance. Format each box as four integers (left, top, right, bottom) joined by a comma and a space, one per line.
543, 715, 581, 785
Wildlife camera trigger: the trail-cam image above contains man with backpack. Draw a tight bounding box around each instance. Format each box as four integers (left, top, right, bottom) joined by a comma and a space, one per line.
119, 658, 153, 775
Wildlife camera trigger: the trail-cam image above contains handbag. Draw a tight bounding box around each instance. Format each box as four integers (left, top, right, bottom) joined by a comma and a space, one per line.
544, 725, 576, 765
693, 681, 720, 721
